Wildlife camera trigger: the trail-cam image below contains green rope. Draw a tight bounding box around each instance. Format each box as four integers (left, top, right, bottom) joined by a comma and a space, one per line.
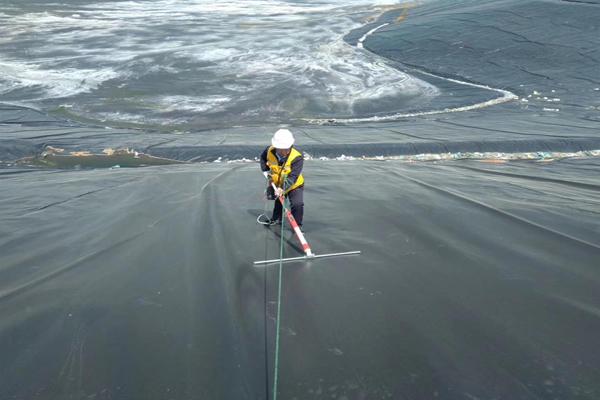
272, 177, 292, 400
272, 213, 285, 400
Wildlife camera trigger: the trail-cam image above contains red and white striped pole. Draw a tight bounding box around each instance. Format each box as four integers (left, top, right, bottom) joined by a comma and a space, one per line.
255, 173, 360, 266
269, 180, 314, 257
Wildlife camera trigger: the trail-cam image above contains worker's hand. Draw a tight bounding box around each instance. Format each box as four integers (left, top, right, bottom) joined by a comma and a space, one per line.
262, 171, 271, 180
274, 187, 284, 197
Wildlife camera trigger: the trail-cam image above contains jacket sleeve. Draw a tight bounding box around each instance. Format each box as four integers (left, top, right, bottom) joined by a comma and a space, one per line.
260, 147, 269, 172
286, 155, 304, 187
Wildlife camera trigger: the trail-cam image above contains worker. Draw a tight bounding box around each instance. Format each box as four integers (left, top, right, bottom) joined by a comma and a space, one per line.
260, 128, 305, 228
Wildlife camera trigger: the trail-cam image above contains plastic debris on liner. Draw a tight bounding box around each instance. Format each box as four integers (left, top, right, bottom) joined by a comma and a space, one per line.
226, 157, 255, 164
17, 146, 183, 168
257, 149, 600, 164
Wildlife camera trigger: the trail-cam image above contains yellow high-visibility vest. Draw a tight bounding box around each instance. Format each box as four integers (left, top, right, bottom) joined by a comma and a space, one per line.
266, 146, 304, 193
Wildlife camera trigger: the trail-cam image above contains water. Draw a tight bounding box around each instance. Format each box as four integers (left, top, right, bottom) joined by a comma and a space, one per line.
0, 0, 438, 129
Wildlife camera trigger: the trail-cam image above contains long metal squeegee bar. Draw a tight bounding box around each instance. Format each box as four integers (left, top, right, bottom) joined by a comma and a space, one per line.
253, 250, 361, 266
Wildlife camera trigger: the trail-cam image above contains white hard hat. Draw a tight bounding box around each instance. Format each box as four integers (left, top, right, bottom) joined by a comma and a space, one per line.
271, 128, 295, 149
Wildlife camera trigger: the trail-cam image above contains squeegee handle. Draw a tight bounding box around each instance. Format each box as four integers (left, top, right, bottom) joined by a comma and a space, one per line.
262, 171, 313, 256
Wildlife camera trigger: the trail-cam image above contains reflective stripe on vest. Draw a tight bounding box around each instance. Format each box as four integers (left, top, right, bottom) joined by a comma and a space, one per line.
266, 146, 305, 193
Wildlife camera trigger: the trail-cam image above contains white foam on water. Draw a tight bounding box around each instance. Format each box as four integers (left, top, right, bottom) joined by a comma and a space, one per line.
0, 0, 433, 123
159, 95, 232, 113
81, 0, 346, 17
357, 23, 389, 49
0, 61, 119, 98
188, 48, 241, 63
0, 0, 523, 127
94, 111, 187, 126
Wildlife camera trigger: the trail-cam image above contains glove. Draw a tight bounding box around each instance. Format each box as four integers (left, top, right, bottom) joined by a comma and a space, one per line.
274, 187, 284, 197
263, 171, 271, 180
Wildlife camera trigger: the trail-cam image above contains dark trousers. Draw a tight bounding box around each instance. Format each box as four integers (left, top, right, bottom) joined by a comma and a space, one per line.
268, 185, 304, 226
